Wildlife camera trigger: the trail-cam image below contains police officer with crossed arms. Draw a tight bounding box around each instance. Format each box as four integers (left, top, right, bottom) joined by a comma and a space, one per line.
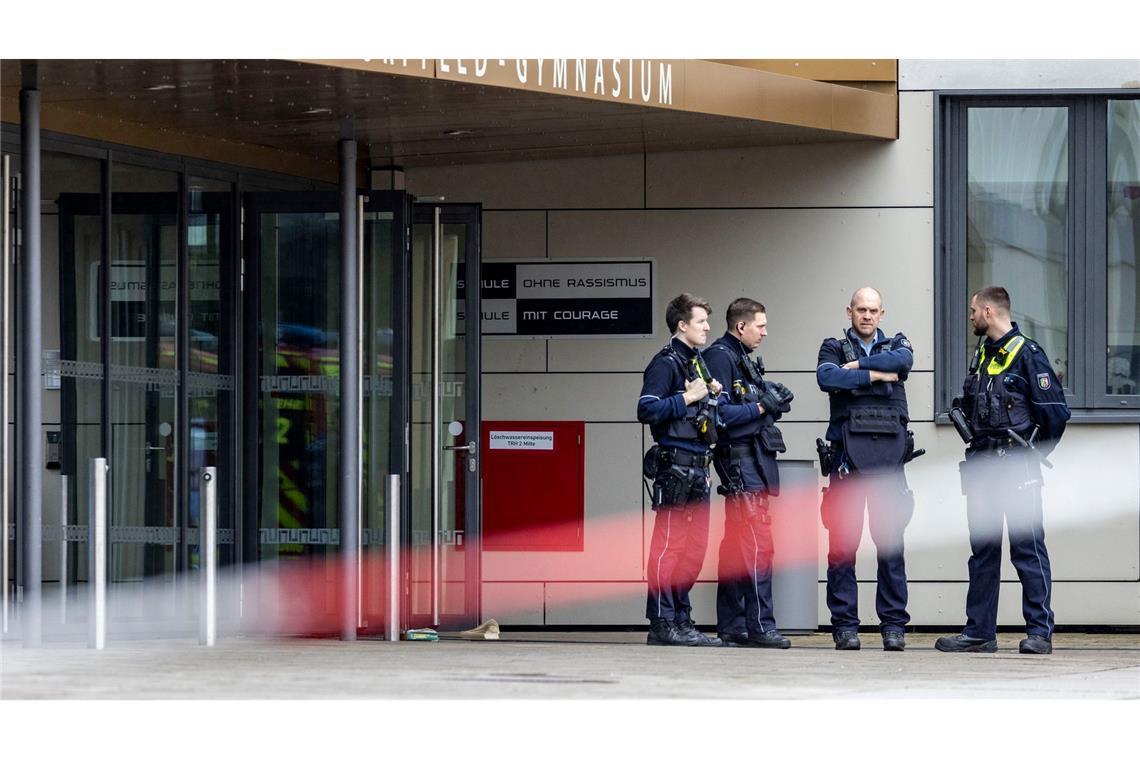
704, 297, 794, 648
816, 286, 918, 652
638, 293, 723, 646
936, 286, 1069, 655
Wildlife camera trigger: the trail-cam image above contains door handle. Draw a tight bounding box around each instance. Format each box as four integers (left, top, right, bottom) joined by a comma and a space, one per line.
144, 443, 164, 452
442, 441, 476, 454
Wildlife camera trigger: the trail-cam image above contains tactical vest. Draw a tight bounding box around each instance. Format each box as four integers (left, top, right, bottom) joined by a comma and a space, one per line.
829, 333, 910, 422
730, 352, 764, 407
830, 332, 909, 471
659, 345, 701, 441
962, 334, 1035, 440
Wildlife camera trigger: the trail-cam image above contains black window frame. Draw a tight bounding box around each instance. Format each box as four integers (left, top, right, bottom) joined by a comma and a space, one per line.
936, 89, 1140, 422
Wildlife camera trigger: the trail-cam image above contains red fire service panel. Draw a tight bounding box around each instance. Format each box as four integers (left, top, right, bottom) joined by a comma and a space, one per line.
482, 421, 585, 551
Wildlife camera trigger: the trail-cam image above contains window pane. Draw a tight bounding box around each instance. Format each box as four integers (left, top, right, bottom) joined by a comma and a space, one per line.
1107, 99, 1140, 395
966, 107, 1070, 387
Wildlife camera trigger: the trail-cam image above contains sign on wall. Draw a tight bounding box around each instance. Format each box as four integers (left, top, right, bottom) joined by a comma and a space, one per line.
458, 259, 653, 338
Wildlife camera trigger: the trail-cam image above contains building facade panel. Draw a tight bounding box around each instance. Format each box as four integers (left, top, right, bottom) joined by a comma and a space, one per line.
541, 206, 936, 372
900, 59, 1140, 92
645, 91, 933, 209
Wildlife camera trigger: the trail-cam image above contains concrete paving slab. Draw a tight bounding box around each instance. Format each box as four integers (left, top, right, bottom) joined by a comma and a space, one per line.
1, 632, 1137, 699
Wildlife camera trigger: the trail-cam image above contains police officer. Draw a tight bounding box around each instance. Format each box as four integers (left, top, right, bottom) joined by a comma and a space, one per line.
936, 286, 1069, 655
816, 287, 916, 651
704, 298, 794, 648
638, 293, 723, 647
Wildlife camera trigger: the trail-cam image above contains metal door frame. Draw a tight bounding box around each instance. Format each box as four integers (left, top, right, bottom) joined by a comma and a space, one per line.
242, 190, 410, 638
409, 202, 482, 632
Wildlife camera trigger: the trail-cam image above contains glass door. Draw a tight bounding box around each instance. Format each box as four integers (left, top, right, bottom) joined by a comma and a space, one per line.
408, 203, 481, 632
243, 191, 407, 637
55, 171, 237, 639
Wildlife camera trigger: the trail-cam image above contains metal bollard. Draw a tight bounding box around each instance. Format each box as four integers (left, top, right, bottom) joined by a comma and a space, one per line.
88, 458, 107, 650
387, 474, 400, 642
199, 467, 216, 646
59, 474, 68, 625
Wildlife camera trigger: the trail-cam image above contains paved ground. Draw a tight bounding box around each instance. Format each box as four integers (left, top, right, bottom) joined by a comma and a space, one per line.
2, 632, 1137, 699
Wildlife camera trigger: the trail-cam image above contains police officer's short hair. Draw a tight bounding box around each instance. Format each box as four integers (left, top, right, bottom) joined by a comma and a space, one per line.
973, 286, 1011, 313
666, 293, 711, 333
725, 297, 766, 329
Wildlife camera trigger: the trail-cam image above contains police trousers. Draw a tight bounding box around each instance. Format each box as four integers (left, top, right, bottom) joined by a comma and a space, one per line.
713, 450, 777, 636
821, 468, 913, 633
645, 462, 711, 623
960, 449, 1054, 639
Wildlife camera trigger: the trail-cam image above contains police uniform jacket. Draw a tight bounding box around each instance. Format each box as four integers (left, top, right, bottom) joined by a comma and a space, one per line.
816, 328, 913, 470
637, 337, 712, 454
959, 323, 1069, 455
704, 331, 790, 490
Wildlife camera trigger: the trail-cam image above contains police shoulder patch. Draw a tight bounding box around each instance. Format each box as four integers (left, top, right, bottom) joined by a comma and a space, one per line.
1037, 372, 1051, 390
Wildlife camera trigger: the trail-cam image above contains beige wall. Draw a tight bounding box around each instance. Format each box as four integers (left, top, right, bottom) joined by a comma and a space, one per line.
409, 90, 1140, 627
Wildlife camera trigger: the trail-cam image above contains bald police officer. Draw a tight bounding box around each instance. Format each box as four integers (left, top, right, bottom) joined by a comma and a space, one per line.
816, 287, 917, 652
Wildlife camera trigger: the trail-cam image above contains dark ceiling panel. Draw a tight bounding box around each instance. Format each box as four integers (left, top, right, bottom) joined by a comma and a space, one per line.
1, 59, 880, 169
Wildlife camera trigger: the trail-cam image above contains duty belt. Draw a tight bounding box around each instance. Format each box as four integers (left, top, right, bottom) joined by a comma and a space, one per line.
716, 442, 755, 462
966, 436, 1015, 456
663, 448, 713, 468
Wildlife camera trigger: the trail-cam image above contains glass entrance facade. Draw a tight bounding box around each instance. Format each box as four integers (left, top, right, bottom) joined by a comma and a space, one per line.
1, 134, 480, 641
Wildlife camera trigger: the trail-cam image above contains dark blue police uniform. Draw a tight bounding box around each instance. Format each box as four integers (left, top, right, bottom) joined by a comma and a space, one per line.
956, 324, 1069, 641
816, 328, 916, 637
704, 332, 791, 641
638, 337, 714, 631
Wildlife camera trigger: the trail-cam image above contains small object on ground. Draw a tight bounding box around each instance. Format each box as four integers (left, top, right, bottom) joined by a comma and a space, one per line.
404, 628, 439, 641
457, 619, 501, 640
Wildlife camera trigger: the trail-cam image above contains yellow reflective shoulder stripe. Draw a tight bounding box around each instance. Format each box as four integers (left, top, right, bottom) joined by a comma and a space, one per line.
985, 335, 1026, 375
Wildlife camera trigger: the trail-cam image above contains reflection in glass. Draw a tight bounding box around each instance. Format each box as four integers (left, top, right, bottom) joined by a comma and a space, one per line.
966, 107, 1069, 386
256, 210, 340, 623
50, 152, 103, 598
410, 219, 467, 624
360, 209, 395, 631
188, 178, 235, 569
1106, 100, 1140, 395
108, 163, 179, 599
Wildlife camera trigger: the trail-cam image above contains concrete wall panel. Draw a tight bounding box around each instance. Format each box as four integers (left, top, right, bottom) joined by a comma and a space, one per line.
899, 60, 1140, 92
646, 92, 933, 209
482, 582, 544, 625
547, 207, 935, 372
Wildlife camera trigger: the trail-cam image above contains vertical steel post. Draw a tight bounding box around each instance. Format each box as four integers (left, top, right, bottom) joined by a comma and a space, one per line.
357, 194, 364, 629
19, 83, 43, 647
387, 473, 400, 642
2, 153, 11, 635
88, 458, 107, 650
338, 135, 359, 641
59, 473, 67, 624
431, 207, 441, 627
199, 467, 216, 646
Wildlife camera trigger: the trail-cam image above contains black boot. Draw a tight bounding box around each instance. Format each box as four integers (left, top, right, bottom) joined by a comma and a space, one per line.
674, 619, 723, 647
882, 631, 906, 652
833, 630, 861, 650
718, 632, 750, 648
647, 618, 689, 646
934, 633, 998, 653
747, 630, 792, 649
1019, 634, 1052, 654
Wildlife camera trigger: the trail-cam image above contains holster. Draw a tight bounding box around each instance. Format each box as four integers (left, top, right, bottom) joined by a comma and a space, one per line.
726, 490, 770, 525
714, 445, 747, 496
816, 438, 838, 477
